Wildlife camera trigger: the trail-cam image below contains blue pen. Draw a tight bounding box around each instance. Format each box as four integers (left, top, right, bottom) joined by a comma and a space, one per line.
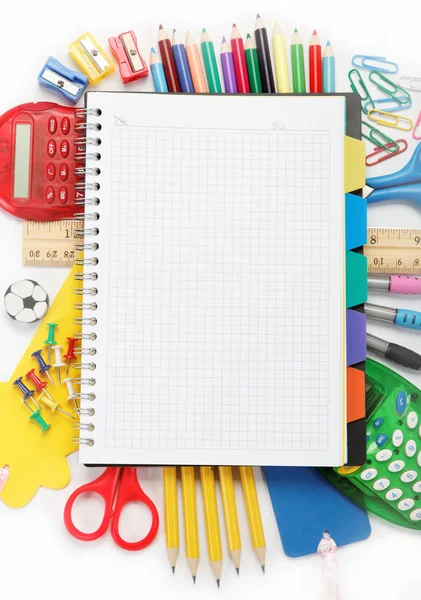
322, 41, 335, 93
150, 47, 168, 92
365, 303, 421, 330
172, 29, 194, 93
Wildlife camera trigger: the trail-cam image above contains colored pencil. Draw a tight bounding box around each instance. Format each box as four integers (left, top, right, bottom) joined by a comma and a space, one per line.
239, 466, 266, 572
245, 34, 263, 93
150, 48, 168, 92
218, 466, 241, 573
185, 31, 208, 93
163, 467, 179, 572
231, 24, 250, 93
172, 29, 194, 93
254, 14, 276, 93
181, 467, 200, 582
221, 37, 238, 94
200, 466, 222, 587
272, 21, 290, 92
309, 29, 322, 93
201, 29, 222, 93
291, 28, 306, 93
323, 41, 335, 92
158, 25, 181, 92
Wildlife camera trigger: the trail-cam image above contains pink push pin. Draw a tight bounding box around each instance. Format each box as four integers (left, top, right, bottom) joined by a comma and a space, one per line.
53, 346, 65, 386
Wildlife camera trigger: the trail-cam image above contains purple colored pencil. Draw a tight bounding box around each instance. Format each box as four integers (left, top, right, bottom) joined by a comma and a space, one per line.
221, 37, 238, 93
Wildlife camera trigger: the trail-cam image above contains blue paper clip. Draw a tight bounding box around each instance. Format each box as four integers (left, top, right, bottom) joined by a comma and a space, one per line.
363, 96, 412, 113
352, 55, 399, 74
38, 57, 88, 104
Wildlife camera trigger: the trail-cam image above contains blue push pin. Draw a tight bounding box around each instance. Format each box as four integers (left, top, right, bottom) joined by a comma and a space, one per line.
367, 142, 421, 208
13, 377, 35, 399
32, 349, 55, 387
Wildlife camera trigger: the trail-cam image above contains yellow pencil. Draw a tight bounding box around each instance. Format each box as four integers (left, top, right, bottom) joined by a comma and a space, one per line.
163, 466, 179, 572
218, 466, 241, 573
272, 21, 290, 92
239, 466, 266, 572
200, 466, 222, 587
181, 466, 200, 582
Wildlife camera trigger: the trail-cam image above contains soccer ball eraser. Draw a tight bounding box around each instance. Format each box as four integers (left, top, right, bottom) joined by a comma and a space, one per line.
4, 280, 49, 323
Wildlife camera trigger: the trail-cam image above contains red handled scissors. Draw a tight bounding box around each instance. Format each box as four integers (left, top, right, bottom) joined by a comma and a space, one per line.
64, 467, 159, 551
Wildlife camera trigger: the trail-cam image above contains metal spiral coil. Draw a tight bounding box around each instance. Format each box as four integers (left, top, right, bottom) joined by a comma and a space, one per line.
73, 108, 101, 449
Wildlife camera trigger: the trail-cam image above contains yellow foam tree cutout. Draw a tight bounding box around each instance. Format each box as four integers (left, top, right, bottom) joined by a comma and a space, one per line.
0, 266, 81, 508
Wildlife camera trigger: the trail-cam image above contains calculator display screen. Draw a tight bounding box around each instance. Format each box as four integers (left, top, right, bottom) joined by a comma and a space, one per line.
13, 123, 31, 198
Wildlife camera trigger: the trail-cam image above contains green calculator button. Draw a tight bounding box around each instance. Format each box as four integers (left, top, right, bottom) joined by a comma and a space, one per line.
398, 498, 414, 511
405, 440, 417, 457
407, 411, 418, 429
376, 449, 392, 462
392, 429, 404, 447
400, 470, 417, 483
388, 460, 405, 473
386, 488, 403, 501
373, 478, 390, 491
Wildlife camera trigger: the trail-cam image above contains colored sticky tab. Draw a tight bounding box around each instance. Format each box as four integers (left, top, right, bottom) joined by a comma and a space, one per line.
347, 367, 365, 423
346, 194, 367, 251
347, 310, 366, 366
344, 136, 366, 193
263, 467, 371, 558
346, 252, 368, 308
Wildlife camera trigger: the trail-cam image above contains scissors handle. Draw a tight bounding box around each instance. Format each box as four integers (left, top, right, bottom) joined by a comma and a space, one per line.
64, 467, 122, 542
111, 467, 160, 551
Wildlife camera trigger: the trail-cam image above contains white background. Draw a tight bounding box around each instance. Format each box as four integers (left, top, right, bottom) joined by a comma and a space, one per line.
1, 0, 421, 599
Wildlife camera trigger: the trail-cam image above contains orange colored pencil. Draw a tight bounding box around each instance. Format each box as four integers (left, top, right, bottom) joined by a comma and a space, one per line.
185, 31, 208, 93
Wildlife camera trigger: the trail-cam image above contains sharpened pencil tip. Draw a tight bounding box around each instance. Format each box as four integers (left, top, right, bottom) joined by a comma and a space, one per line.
246, 33, 251, 38
326, 40, 331, 46
232, 23, 236, 27
151, 47, 156, 54
262, 565, 265, 574
159, 24, 163, 30
192, 576, 196, 584
313, 29, 317, 34
216, 580, 220, 588
256, 13, 261, 17
202, 27, 207, 33
172, 566, 175, 574
294, 27, 298, 32
222, 35, 227, 42
236, 568, 240, 575
173, 28, 176, 33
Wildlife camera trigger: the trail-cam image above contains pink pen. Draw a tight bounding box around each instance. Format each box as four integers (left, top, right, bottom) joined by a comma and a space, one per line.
369, 275, 421, 295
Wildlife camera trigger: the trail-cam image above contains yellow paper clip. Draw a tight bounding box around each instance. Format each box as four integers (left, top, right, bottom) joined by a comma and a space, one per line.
69, 32, 114, 85
367, 109, 413, 132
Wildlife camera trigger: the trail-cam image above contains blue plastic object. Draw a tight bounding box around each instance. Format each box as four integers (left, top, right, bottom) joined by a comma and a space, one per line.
363, 96, 412, 113
13, 376, 34, 399
37, 57, 88, 104
31, 349, 51, 374
395, 390, 407, 415
352, 55, 399, 74
396, 308, 421, 329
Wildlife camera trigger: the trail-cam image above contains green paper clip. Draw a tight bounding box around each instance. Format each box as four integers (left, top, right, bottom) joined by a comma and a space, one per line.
29, 409, 51, 432
348, 69, 375, 114
368, 71, 411, 105
362, 121, 399, 153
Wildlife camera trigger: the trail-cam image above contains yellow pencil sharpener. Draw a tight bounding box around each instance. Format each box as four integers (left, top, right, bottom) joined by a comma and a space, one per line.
69, 32, 115, 85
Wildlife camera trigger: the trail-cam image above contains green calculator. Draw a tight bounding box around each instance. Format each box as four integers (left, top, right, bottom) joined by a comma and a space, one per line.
321, 358, 421, 529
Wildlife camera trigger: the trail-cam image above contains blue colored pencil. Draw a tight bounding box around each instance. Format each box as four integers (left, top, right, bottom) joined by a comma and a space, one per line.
150, 47, 168, 92
322, 41, 335, 92
172, 29, 194, 93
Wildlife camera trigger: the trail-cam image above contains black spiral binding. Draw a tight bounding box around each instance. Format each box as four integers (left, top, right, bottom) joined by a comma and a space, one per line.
72, 107, 102, 447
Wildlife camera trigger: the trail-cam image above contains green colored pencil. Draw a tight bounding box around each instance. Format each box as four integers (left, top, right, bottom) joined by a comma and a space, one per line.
291, 28, 306, 93
201, 28, 222, 93
245, 33, 262, 93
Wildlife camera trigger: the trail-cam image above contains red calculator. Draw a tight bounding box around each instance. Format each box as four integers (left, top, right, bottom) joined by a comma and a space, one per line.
0, 102, 84, 221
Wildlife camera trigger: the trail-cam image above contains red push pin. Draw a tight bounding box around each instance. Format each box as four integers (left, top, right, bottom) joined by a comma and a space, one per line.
64, 337, 77, 376
26, 369, 54, 401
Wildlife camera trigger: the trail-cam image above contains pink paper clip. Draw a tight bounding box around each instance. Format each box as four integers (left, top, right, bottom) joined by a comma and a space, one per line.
366, 139, 408, 167
0, 465, 10, 494
413, 110, 421, 140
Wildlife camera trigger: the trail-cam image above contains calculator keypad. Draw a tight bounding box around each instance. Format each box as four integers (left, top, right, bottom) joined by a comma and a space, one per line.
388, 460, 405, 473
398, 498, 414, 511
376, 449, 392, 462
407, 411, 418, 429
392, 429, 404, 447
386, 488, 403, 501
405, 440, 417, 458
400, 470, 417, 483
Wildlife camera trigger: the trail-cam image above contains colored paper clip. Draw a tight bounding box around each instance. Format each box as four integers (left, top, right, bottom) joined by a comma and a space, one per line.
366, 139, 408, 167
367, 109, 413, 132
69, 32, 114, 85
400, 76, 421, 92
109, 30, 149, 84
38, 57, 88, 104
362, 121, 399, 153
363, 96, 412, 113
352, 55, 398, 74
414, 110, 421, 140
348, 69, 375, 113
368, 71, 411, 105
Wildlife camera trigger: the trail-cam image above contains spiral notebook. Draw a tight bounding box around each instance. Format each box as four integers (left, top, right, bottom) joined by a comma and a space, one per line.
79, 91, 351, 466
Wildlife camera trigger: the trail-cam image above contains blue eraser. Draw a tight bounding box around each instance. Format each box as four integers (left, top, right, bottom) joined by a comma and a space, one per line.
37, 57, 88, 104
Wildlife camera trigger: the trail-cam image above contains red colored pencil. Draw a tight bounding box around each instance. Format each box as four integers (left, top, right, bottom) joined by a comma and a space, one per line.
309, 30, 322, 93
158, 25, 181, 92
231, 24, 250, 93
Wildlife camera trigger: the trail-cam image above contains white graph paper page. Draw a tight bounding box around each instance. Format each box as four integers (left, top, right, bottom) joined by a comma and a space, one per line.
80, 92, 346, 466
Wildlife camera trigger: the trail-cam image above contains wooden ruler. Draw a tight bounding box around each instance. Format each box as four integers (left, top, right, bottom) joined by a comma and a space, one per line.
22, 220, 83, 267
364, 228, 421, 275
